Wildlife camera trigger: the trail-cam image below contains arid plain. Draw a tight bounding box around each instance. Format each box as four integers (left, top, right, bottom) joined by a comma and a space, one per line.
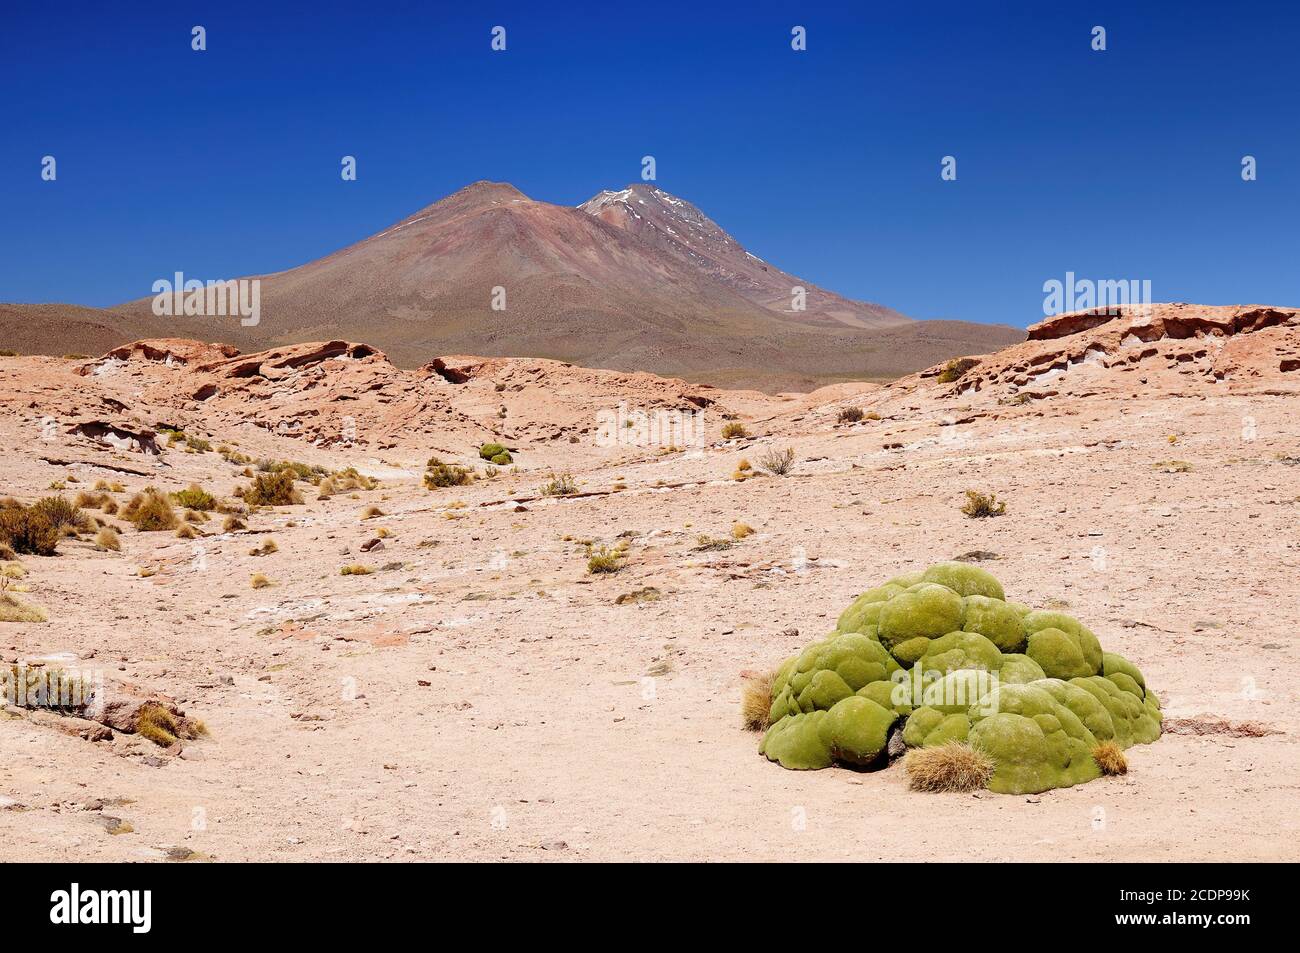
1, 303, 1297, 861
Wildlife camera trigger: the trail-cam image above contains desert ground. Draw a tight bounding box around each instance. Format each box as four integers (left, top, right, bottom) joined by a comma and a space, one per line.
1, 304, 1297, 862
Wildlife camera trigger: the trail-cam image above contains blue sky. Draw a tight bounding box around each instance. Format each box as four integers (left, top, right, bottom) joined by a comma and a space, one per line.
1, 0, 1296, 326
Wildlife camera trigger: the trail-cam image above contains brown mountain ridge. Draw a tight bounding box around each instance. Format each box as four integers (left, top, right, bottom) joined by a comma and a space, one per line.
0, 181, 1023, 392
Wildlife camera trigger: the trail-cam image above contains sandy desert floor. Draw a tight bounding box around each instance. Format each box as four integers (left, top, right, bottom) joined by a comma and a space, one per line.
1, 320, 1298, 862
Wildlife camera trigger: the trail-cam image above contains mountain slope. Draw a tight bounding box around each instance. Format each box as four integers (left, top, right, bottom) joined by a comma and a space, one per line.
579, 183, 907, 329
2, 181, 1023, 391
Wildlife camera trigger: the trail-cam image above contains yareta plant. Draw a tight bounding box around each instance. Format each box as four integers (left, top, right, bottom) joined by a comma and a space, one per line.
749, 562, 1161, 794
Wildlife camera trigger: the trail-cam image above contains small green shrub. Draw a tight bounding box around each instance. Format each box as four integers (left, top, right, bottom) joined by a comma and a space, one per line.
479, 443, 512, 465
586, 546, 624, 574
170, 484, 216, 511
937, 357, 979, 384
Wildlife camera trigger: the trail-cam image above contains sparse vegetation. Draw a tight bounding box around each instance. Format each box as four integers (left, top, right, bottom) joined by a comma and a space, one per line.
586, 545, 624, 574
134, 703, 206, 747
74, 490, 109, 509
423, 458, 474, 489
741, 669, 777, 731
95, 526, 121, 551
937, 357, 979, 384
241, 470, 303, 507
250, 573, 271, 589
0, 577, 48, 623
479, 442, 513, 465
361, 505, 384, 520
732, 522, 755, 539
539, 472, 579, 497
31, 496, 92, 536
256, 459, 329, 484
758, 447, 796, 476
837, 406, 865, 424
175, 523, 197, 539
171, 484, 216, 511
693, 535, 733, 552
122, 488, 179, 532
0, 503, 63, 555
904, 742, 995, 792
960, 490, 1006, 518
318, 467, 378, 498
1092, 741, 1128, 776
222, 515, 246, 532
249, 539, 278, 556
722, 422, 749, 440
340, 564, 373, 576
1153, 460, 1192, 473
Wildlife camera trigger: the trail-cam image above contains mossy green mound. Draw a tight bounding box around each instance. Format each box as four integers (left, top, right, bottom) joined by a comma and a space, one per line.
755, 562, 1161, 793
479, 443, 511, 464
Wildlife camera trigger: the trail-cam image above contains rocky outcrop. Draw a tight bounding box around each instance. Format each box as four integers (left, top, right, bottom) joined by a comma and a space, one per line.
923, 304, 1300, 400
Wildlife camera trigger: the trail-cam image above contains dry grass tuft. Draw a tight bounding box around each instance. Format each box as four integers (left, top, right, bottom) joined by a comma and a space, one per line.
904, 742, 994, 792
122, 488, 179, 532
175, 523, 197, 539
361, 505, 384, 520
249, 539, 278, 556
1092, 741, 1128, 775
740, 669, 776, 731
960, 489, 1006, 518
135, 703, 207, 747
722, 421, 749, 440
95, 527, 121, 551
732, 522, 755, 539
340, 564, 373, 576
222, 515, 246, 532
241, 471, 302, 507
0, 504, 63, 555
250, 573, 271, 589
0, 583, 48, 623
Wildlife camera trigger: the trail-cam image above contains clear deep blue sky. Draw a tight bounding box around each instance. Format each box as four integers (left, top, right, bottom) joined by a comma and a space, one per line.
2, 0, 1296, 326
